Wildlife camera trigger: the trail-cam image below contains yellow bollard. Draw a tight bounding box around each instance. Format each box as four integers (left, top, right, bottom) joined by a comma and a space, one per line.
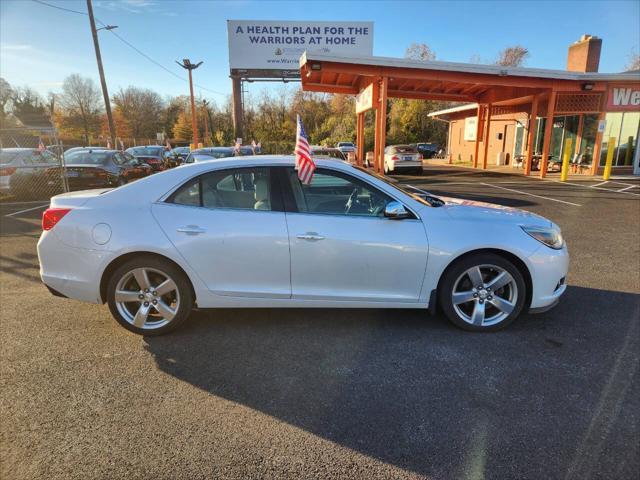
560, 138, 573, 182
603, 137, 616, 181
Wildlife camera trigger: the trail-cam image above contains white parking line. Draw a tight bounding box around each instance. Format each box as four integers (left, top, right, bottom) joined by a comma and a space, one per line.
481, 183, 582, 207
617, 185, 639, 192
5, 203, 49, 217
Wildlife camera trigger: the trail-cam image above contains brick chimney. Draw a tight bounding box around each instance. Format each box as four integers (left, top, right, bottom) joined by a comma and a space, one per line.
567, 35, 602, 72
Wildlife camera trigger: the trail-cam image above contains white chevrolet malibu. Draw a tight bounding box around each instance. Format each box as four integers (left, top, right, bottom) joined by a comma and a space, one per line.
37, 156, 568, 335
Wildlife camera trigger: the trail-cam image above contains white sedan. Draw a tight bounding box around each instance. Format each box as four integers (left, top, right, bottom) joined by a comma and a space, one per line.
37, 156, 569, 335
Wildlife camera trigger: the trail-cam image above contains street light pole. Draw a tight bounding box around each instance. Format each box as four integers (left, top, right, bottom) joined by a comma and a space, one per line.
176, 59, 203, 147
86, 0, 116, 148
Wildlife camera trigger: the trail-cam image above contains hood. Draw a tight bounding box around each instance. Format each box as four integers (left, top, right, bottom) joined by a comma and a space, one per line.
439, 195, 552, 227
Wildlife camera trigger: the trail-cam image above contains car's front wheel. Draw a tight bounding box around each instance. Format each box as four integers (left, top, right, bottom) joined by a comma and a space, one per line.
439, 253, 526, 331
106, 256, 194, 335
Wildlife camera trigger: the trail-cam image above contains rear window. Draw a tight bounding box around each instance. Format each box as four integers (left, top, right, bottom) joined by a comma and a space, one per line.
392, 146, 418, 154
127, 147, 163, 157
65, 151, 110, 165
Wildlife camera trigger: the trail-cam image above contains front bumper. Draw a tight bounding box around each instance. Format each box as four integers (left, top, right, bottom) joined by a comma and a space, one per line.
527, 244, 569, 311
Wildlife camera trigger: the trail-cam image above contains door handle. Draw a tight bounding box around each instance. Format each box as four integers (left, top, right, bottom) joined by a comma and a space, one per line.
296, 232, 325, 241
177, 225, 206, 235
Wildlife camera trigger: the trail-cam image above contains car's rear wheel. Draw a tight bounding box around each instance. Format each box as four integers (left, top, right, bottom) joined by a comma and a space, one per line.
439, 253, 526, 332
106, 256, 193, 335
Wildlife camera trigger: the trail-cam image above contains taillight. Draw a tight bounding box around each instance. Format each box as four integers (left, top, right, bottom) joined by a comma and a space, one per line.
0, 167, 17, 176
391, 155, 399, 161
42, 208, 71, 231
418, 153, 423, 160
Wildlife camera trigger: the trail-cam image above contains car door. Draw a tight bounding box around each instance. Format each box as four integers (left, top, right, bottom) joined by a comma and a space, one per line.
281, 167, 429, 303
152, 166, 291, 299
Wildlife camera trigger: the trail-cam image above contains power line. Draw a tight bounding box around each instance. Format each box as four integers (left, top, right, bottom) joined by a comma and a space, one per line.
31, 0, 227, 97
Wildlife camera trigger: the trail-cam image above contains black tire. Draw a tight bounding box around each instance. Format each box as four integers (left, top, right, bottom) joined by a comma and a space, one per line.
438, 252, 527, 332
106, 255, 194, 336
416, 168, 424, 176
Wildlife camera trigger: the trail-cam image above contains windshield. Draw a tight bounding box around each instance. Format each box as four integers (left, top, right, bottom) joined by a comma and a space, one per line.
390, 145, 418, 154
354, 166, 443, 207
65, 151, 110, 165
338, 142, 354, 147
313, 149, 345, 159
127, 147, 163, 157
0, 150, 30, 164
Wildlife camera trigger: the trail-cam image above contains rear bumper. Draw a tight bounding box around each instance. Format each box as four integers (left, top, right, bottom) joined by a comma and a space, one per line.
37, 229, 107, 304
387, 161, 423, 171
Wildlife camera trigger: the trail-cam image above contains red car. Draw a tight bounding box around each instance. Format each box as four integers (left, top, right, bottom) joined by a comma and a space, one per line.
125, 145, 170, 172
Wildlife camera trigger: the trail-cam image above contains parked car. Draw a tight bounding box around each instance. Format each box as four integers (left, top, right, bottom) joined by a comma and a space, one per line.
38, 156, 568, 336
413, 143, 439, 159
310, 146, 346, 161
0, 148, 63, 199
336, 142, 356, 155
64, 146, 107, 156
183, 147, 235, 164
384, 145, 423, 174
63, 149, 152, 190
169, 146, 191, 165
126, 146, 170, 172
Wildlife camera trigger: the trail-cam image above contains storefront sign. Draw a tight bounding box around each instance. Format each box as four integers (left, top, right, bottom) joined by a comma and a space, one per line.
355, 82, 378, 114
606, 84, 640, 111
227, 20, 374, 70
464, 116, 478, 141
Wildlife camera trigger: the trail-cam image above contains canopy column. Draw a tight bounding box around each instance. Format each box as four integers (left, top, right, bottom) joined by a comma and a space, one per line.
590, 111, 606, 175
473, 104, 483, 168
482, 104, 493, 169
374, 76, 389, 173
356, 112, 365, 166
540, 90, 557, 178
524, 94, 540, 176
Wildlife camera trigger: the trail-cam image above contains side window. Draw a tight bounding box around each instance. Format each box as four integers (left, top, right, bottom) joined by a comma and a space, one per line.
201, 167, 271, 211
113, 153, 125, 164
170, 178, 200, 207
167, 167, 272, 211
286, 168, 392, 217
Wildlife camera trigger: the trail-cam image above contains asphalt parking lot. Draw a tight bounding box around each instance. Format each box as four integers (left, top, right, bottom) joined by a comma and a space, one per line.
1, 165, 638, 480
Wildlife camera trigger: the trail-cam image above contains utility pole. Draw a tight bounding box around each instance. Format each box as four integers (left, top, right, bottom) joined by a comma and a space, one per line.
86, 0, 116, 148
176, 59, 203, 147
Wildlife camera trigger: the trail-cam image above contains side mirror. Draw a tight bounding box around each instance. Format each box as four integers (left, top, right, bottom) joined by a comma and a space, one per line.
384, 201, 410, 220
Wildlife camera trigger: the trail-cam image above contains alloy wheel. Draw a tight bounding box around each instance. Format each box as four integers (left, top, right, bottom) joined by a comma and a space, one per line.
451, 264, 518, 327
114, 267, 180, 330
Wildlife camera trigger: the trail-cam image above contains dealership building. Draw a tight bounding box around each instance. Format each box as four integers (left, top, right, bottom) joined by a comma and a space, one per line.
300, 35, 640, 177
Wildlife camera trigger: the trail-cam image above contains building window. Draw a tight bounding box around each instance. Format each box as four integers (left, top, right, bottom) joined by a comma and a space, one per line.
600, 112, 640, 166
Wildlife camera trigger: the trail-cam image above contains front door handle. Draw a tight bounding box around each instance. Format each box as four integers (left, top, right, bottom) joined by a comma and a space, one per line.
177, 225, 206, 235
296, 232, 325, 241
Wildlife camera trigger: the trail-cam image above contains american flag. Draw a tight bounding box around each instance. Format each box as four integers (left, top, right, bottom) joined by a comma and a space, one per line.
37, 138, 46, 152
294, 114, 315, 185
119, 138, 125, 152
106, 139, 112, 149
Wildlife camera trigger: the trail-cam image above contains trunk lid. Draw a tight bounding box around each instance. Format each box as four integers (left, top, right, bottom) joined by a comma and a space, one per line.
49, 188, 112, 208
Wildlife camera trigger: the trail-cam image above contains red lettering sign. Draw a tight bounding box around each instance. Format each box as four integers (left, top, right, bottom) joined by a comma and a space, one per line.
606, 84, 640, 111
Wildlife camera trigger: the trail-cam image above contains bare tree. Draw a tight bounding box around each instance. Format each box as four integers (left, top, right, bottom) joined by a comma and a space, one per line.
625, 51, 640, 71
57, 74, 103, 143
405, 43, 436, 62
496, 46, 529, 67
112, 87, 164, 140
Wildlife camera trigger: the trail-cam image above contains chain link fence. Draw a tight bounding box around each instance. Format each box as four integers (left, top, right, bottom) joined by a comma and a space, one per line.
0, 127, 69, 203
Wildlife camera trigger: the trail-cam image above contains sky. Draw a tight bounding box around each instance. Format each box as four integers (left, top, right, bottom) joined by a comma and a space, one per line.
1, 0, 639, 105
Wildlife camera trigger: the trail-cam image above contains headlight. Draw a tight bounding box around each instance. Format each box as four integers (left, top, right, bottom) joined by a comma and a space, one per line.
521, 225, 564, 250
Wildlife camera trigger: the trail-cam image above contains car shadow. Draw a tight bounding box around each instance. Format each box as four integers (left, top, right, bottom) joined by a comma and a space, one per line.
144, 286, 640, 478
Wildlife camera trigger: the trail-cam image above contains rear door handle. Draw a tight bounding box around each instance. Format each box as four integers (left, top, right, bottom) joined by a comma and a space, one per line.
177, 225, 206, 235
296, 232, 325, 241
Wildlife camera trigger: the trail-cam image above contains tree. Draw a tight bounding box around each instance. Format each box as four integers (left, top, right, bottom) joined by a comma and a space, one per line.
112, 87, 164, 140
172, 110, 192, 141
496, 46, 529, 67
405, 43, 436, 61
0, 78, 13, 126
57, 74, 103, 143
625, 51, 640, 71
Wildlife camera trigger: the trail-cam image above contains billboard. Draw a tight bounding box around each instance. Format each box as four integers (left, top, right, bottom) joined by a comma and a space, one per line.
227, 20, 374, 71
